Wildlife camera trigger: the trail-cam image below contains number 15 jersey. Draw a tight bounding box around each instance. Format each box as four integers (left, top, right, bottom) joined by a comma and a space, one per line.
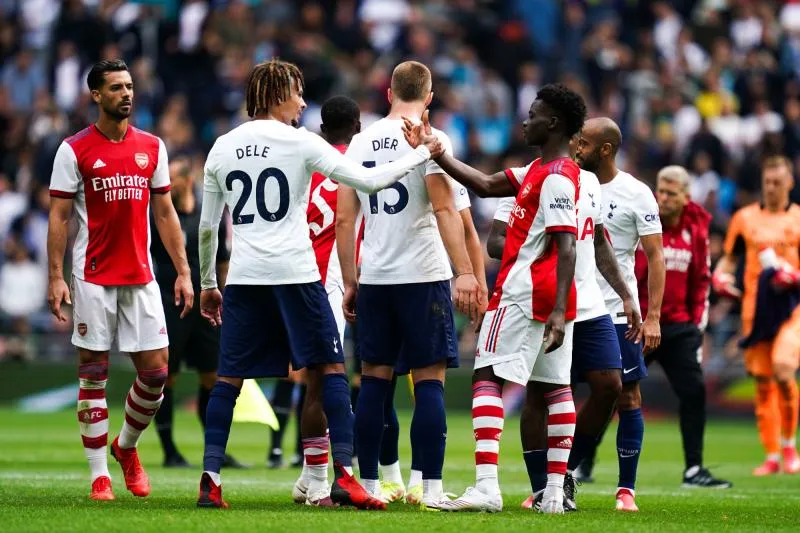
345, 118, 455, 285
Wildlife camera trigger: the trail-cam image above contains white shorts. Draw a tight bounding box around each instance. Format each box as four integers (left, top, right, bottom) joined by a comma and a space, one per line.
71, 276, 169, 353
326, 284, 345, 342
475, 304, 574, 385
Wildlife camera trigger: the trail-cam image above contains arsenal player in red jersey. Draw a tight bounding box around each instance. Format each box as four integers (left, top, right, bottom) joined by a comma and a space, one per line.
47, 59, 193, 501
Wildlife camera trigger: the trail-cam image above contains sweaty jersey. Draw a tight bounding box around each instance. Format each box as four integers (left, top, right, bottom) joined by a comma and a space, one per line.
308, 144, 347, 290
200, 120, 430, 288
345, 118, 456, 284
491, 158, 579, 322
49, 125, 171, 286
494, 169, 605, 322
723, 202, 800, 331
595, 170, 661, 324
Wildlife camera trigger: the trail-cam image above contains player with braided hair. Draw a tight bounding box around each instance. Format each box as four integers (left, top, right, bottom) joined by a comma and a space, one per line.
196, 59, 443, 509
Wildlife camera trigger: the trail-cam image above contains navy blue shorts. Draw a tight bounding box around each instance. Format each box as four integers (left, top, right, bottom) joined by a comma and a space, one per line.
615, 324, 647, 383
218, 283, 344, 379
570, 314, 622, 383
356, 281, 458, 375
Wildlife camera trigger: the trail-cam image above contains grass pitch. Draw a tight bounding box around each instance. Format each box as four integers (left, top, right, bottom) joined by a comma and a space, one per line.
0, 408, 798, 532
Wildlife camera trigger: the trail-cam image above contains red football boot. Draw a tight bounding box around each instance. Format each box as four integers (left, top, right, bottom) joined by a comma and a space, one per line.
197, 472, 229, 509
330, 462, 386, 510
90, 476, 115, 501
110, 437, 151, 497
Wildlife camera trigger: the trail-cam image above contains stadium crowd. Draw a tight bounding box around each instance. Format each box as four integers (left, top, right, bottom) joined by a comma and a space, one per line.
2, 0, 800, 371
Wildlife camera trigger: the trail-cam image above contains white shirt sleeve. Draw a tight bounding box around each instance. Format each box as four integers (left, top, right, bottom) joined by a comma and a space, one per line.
540, 174, 577, 233
425, 131, 454, 176
452, 180, 471, 211
198, 145, 225, 289
49, 142, 80, 198
493, 197, 515, 223
502, 163, 532, 191
304, 130, 430, 194
634, 186, 662, 236
151, 138, 171, 192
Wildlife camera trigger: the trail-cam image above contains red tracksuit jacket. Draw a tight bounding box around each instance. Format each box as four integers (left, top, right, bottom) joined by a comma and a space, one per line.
635, 201, 711, 326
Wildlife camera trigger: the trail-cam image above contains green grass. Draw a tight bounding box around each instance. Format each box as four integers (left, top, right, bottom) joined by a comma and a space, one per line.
0, 408, 798, 532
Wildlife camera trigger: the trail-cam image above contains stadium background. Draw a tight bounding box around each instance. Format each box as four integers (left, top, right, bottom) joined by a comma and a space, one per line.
0, 0, 798, 415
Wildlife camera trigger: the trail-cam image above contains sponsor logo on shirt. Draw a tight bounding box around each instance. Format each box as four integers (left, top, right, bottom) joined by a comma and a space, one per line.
664, 246, 693, 273
644, 212, 660, 222
92, 159, 106, 169
549, 196, 574, 210
91, 173, 149, 202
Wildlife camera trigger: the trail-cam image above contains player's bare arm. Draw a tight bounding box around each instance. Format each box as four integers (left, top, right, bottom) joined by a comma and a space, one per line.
487, 220, 507, 260
402, 112, 513, 198
47, 196, 73, 322
152, 192, 193, 318
640, 233, 665, 352
335, 183, 361, 323
426, 172, 480, 321
461, 208, 489, 326
545, 231, 577, 353
198, 182, 226, 327
594, 223, 642, 340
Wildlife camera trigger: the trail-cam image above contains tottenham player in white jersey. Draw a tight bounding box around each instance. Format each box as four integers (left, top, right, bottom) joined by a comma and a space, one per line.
336, 61, 481, 510
573, 117, 665, 512
195, 60, 442, 510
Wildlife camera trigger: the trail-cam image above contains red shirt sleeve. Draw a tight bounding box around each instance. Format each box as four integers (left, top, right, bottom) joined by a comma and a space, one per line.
687, 221, 711, 326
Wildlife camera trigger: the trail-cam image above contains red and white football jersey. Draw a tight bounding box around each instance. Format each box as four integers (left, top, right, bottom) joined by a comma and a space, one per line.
307, 144, 347, 290
49, 125, 171, 286
489, 157, 580, 322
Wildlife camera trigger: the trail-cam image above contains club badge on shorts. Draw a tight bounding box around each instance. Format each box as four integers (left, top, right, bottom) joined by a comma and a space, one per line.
134, 153, 149, 169
78, 323, 88, 336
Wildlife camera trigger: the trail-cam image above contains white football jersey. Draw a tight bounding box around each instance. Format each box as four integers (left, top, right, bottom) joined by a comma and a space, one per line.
595, 170, 661, 324
346, 118, 456, 284
493, 169, 607, 322
201, 120, 430, 288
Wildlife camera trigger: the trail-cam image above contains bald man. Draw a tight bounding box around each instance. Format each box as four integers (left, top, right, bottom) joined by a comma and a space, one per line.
572, 118, 666, 512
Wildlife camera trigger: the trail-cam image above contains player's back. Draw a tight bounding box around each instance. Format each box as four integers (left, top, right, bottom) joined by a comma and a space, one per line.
346, 118, 451, 284
595, 170, 661, 323
204, 120, 320, 285
726, 202, 800, 322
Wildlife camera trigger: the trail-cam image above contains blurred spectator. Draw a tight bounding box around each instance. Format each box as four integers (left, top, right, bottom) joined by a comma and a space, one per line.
1, 48, 46, 112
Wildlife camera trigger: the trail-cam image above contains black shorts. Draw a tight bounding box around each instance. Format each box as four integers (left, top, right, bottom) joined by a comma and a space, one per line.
163, 291, 219, 375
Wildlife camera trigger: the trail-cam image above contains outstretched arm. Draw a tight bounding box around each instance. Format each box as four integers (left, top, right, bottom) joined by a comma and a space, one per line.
432, 153, 517, 198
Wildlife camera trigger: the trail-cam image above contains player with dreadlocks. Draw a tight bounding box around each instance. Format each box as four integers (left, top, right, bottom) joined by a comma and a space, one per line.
196, 59, 443, 509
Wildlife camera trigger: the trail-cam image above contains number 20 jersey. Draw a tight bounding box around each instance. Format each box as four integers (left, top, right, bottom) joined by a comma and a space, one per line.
203, 120, 359, 286
345, 118, 455, 285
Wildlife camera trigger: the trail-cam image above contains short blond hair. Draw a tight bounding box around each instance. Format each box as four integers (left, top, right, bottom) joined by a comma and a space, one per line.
657, 165, 691, 191
762, 155, 793, 174
390, 61, 432, 102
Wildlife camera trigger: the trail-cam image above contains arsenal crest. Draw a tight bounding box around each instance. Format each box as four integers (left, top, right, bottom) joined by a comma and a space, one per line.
78, 323, 88, 336
134, 153, 149, 169
521, 183, 533, 198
